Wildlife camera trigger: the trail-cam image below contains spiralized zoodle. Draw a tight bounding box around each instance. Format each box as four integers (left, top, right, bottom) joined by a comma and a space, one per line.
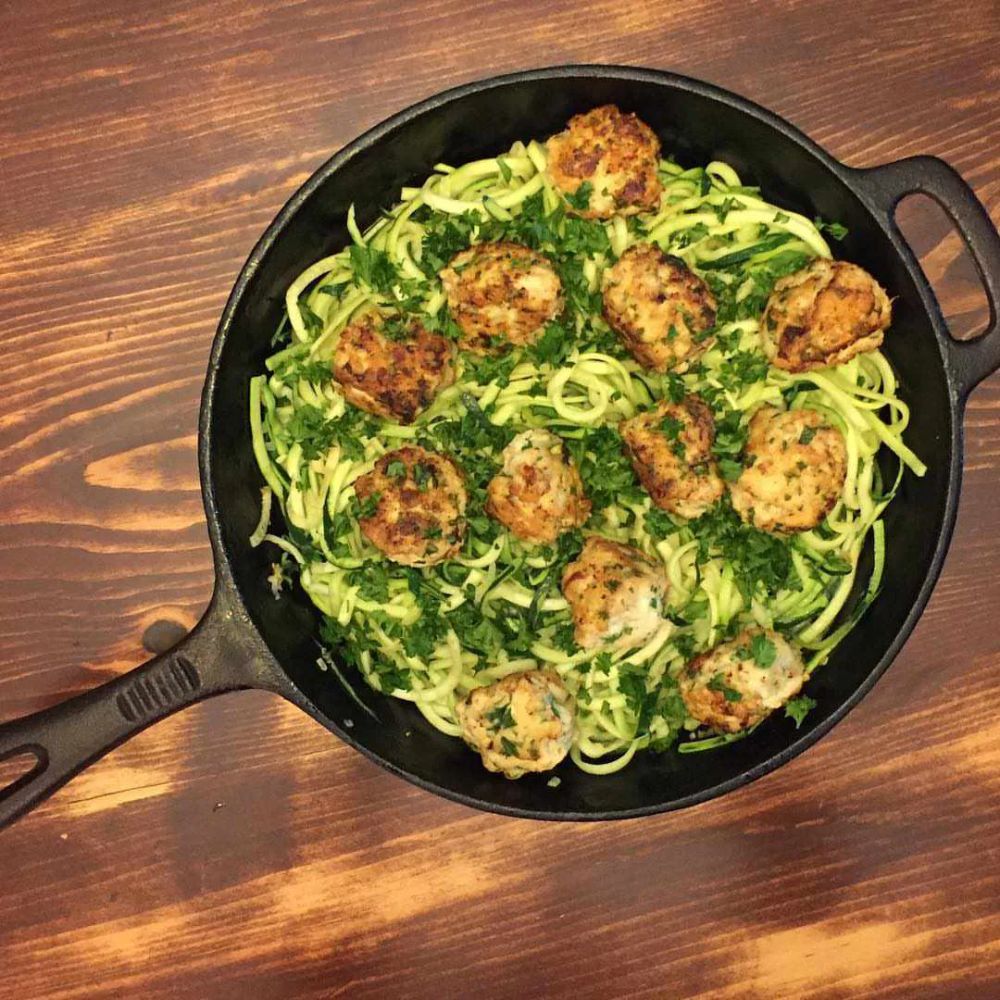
249, 129, 924, 776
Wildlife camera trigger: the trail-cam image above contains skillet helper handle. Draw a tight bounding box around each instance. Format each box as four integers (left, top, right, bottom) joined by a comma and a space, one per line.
854, 156, 1000, 400
0, 592, 249, 830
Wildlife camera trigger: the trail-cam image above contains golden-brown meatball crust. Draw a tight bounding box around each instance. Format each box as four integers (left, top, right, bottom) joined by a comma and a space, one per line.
729, 406, 847, 535
545, 105, 663, 219
439, 241, 563, 353
456, 670, 575, 778
602, 243, 717, 372
678, 628, 806, 734
332, 312, 455, 424
354, 445, 466, 566
620, 395, 725, 520
761, 258, 892, 372
561, 537, 669, 651
486, 429, 591, 544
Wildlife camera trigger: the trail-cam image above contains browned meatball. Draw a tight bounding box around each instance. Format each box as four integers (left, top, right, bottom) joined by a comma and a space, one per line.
729, 406, 847, 535
332, 312, 455, 424
486, 429, 591, 544
620, 396, 725, 520
561, 537, 669, 651
439, 241, 563, 353
761, 258, 892, 372
456, 670, 575, 778
545, 105, 663, 219
602, 243, 717, 372
354, 446, 466, 566
678, 628, 806, 733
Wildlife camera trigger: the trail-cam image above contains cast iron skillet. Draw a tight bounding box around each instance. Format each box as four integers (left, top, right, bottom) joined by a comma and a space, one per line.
2, 66, 999, 829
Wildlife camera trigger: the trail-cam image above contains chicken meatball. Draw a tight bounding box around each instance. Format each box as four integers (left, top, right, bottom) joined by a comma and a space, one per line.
545, 105, 663, 219
620, 396, 725, 520
456, 670, 575, 778
353, 445, 466, 566
602, 243, 717, 372
332, 312, 455, 424
486, 429, 591, 544
678, 628, 806, 733
761, 258, 892, 372
729, 406, 847, 535
561, 537, 669, 651
439, 241, 563, 353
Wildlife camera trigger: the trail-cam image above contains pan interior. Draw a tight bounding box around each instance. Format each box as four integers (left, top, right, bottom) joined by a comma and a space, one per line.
207, 71, 954, 816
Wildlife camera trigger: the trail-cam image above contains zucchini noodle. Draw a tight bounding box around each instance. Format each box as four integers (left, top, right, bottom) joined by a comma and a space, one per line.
249, 134, 921, 776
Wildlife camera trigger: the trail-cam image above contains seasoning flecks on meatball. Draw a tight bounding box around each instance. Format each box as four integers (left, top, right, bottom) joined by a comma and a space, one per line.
620, 395, 725, 520
439, 241, 563, 353
545, 105, 663, 219
729, 406, 847, 535
602, 243, 717, 372
486, 429, 591, 544
678, 628, 806, 733
561, 536, 669, 651
761, 258, 892, 372
353, 445, 467, 566
456, 670, 575, 778
332, 312, 456, 424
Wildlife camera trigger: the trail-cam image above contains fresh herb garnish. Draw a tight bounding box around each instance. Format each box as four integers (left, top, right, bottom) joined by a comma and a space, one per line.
565, 181, 593, 210
485, 703, 515, 732
785, 694, 817, 728
708, 671, 743, 702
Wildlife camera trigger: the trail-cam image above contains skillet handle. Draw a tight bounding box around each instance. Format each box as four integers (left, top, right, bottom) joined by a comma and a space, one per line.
0, 589, 255, 831
853, 156, 1000, 400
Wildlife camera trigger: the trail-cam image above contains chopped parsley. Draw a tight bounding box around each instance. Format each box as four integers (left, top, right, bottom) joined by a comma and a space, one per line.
658, 413, 687, 459
785, 694, 817, 728
708, 672, 743, 702
690, 501, 794, 599
814, 217, 849, 241
750, 633, 777, 666
565, 181, 593, 210
348, 243, 398, 293
485, 703, 515, 732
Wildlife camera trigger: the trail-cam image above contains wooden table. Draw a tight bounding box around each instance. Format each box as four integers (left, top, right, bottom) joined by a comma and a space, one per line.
2, 1, 998, 996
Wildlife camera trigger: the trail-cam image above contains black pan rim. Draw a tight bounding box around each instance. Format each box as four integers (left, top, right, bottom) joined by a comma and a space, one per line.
199, 64, 964, 821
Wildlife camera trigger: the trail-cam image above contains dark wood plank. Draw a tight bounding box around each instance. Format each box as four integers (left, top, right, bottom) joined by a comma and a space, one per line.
0, 0, 998, 997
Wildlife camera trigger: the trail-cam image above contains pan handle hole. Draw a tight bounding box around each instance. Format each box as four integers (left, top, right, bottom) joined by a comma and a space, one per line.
895, 193, 990, 342
0, 747, 47, 800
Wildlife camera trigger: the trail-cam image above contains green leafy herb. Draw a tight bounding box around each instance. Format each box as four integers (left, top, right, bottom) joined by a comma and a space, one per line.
419, 213, 478, 277
708, 671, 743, 702
814, 217, 849, 241
485, 703, 515, 731
711, 409, 747, 480
565, 181, 593, 210
799, 425, 818, 445
298, 300, 324, 336
568, 425, 642, 512
785, 694, 817, 728
690, 501, 794, 599
349, 244, 398, 293
658, 413, 687, 458
527, 321, 571, 366
749, 633, 777, 667
285, 403, 378, 462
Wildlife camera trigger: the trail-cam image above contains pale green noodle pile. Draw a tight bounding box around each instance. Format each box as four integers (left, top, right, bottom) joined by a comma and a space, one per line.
249, 135, 924, 774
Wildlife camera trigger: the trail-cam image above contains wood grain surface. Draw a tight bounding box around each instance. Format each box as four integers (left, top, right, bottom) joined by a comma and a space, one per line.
1, 1, 998, 996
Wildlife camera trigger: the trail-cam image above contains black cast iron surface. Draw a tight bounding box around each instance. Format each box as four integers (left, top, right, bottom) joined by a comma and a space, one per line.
1, 66, 998, 828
